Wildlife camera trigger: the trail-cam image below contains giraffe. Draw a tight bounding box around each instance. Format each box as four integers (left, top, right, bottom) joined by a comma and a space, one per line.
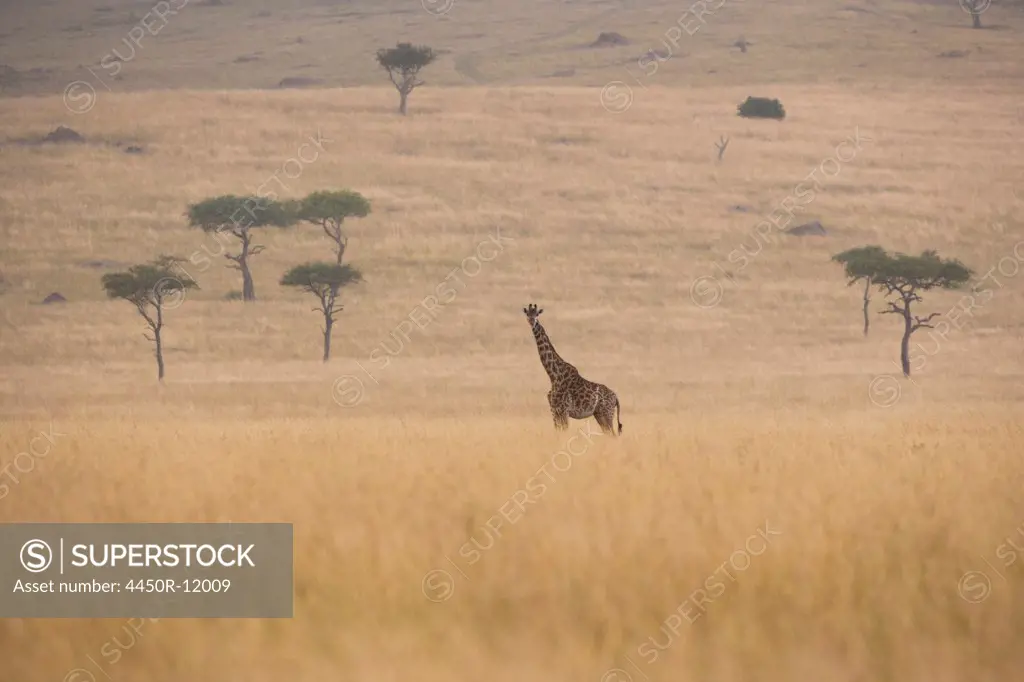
522, 303, 623, 436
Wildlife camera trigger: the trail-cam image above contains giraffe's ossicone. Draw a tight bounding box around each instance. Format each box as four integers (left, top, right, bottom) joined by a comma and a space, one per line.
523, 303, 622, 436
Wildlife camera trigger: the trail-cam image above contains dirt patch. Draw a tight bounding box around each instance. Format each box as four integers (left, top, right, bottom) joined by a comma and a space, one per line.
0, 64, 19, 87
7, 126, 89, 146
591, 32, 629, 48
0, 63, 53, 92
640, 48, 670, 62
276, 76, 323, 89
78, 259, 132, 270
787, 220, 828, 237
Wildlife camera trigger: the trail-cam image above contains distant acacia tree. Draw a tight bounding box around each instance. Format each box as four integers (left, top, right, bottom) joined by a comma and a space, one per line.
186, 195, 295, 302
853, 248, 972, 376
295, 190, 371, 265
101, 255, 198, 382
281, 263, 363, 362
961, 0, 985, 28
375, 42, 437, 115
832, 245, 887, 337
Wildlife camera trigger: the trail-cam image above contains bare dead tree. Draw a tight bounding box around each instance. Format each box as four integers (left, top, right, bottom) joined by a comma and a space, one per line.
715, 135, 730, 162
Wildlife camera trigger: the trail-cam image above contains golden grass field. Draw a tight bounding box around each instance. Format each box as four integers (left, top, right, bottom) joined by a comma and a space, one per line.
2, 0, 1024, 679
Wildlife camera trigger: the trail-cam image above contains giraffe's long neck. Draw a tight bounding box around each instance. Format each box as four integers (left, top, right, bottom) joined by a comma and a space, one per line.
532, 321, 572, 383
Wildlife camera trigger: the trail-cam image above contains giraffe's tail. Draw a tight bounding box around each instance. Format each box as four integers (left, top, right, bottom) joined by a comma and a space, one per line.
615, 396, 623, 435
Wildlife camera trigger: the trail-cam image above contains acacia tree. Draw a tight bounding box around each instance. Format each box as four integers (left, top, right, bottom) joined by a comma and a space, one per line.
867, 248, 972, 377
962, 0, 985, 28
186, 195, 294, 302
832, 245, 887, 337
375, 42, 437, 115
281, 263, 363, 362
101, 255, 198, 382
295, 190, 371, 265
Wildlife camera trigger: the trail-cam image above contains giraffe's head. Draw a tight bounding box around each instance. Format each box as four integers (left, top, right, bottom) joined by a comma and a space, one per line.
523, 303, 544, 328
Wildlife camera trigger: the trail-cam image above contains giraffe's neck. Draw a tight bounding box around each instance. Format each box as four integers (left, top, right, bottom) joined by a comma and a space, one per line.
532, 321, 572, 383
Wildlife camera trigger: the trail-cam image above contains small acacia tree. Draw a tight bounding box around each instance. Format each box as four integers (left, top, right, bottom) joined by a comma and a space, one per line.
962, 0, 985, 28
186, 195, 295, 302
375, 42, 437, 115
295, 190, 371, 265
832, 245, 887, 337
281, 263, 363, 362
101, 255, 198, 382
867, 248, 972, 377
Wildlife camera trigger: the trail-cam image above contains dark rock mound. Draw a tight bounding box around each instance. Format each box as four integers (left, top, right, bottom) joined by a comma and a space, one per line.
787, 220, 827, 237
42, 292, 67, 304
276, 76, 322, 89
591, 32, 629, 47
43, 126, 85, 143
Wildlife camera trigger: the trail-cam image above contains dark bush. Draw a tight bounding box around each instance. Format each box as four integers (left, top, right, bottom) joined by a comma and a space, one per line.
737, 96, 786, 120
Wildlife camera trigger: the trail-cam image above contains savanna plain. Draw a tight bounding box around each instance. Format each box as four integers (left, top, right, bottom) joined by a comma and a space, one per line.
2, 0, 1024, 679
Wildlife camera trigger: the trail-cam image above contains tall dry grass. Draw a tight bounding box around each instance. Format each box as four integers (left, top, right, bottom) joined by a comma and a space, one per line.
2, 412, 1024, 681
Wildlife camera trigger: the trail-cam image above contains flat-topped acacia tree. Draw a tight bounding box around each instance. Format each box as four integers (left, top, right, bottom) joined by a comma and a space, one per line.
832, 245, 887, 337
841, 247, 972, 377
375, 42, 437, 115
295, 190, 371, 266
101, 255, 198, 382
186, 195, 295, 302
281, 263, 363, 362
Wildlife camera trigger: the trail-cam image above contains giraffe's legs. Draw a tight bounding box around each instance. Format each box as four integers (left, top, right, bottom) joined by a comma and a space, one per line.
594, 405, 617, 436
548, 391, 570, 431
551, 406, 570, 430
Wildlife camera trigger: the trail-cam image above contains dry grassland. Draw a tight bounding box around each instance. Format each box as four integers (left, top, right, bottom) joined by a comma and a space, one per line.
0, 82, 1021, 682
2, 0, 1023, 94
2, 0, 1024, 679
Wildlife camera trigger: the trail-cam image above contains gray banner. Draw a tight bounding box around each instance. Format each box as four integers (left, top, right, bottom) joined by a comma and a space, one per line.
1, 523, 292, 617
